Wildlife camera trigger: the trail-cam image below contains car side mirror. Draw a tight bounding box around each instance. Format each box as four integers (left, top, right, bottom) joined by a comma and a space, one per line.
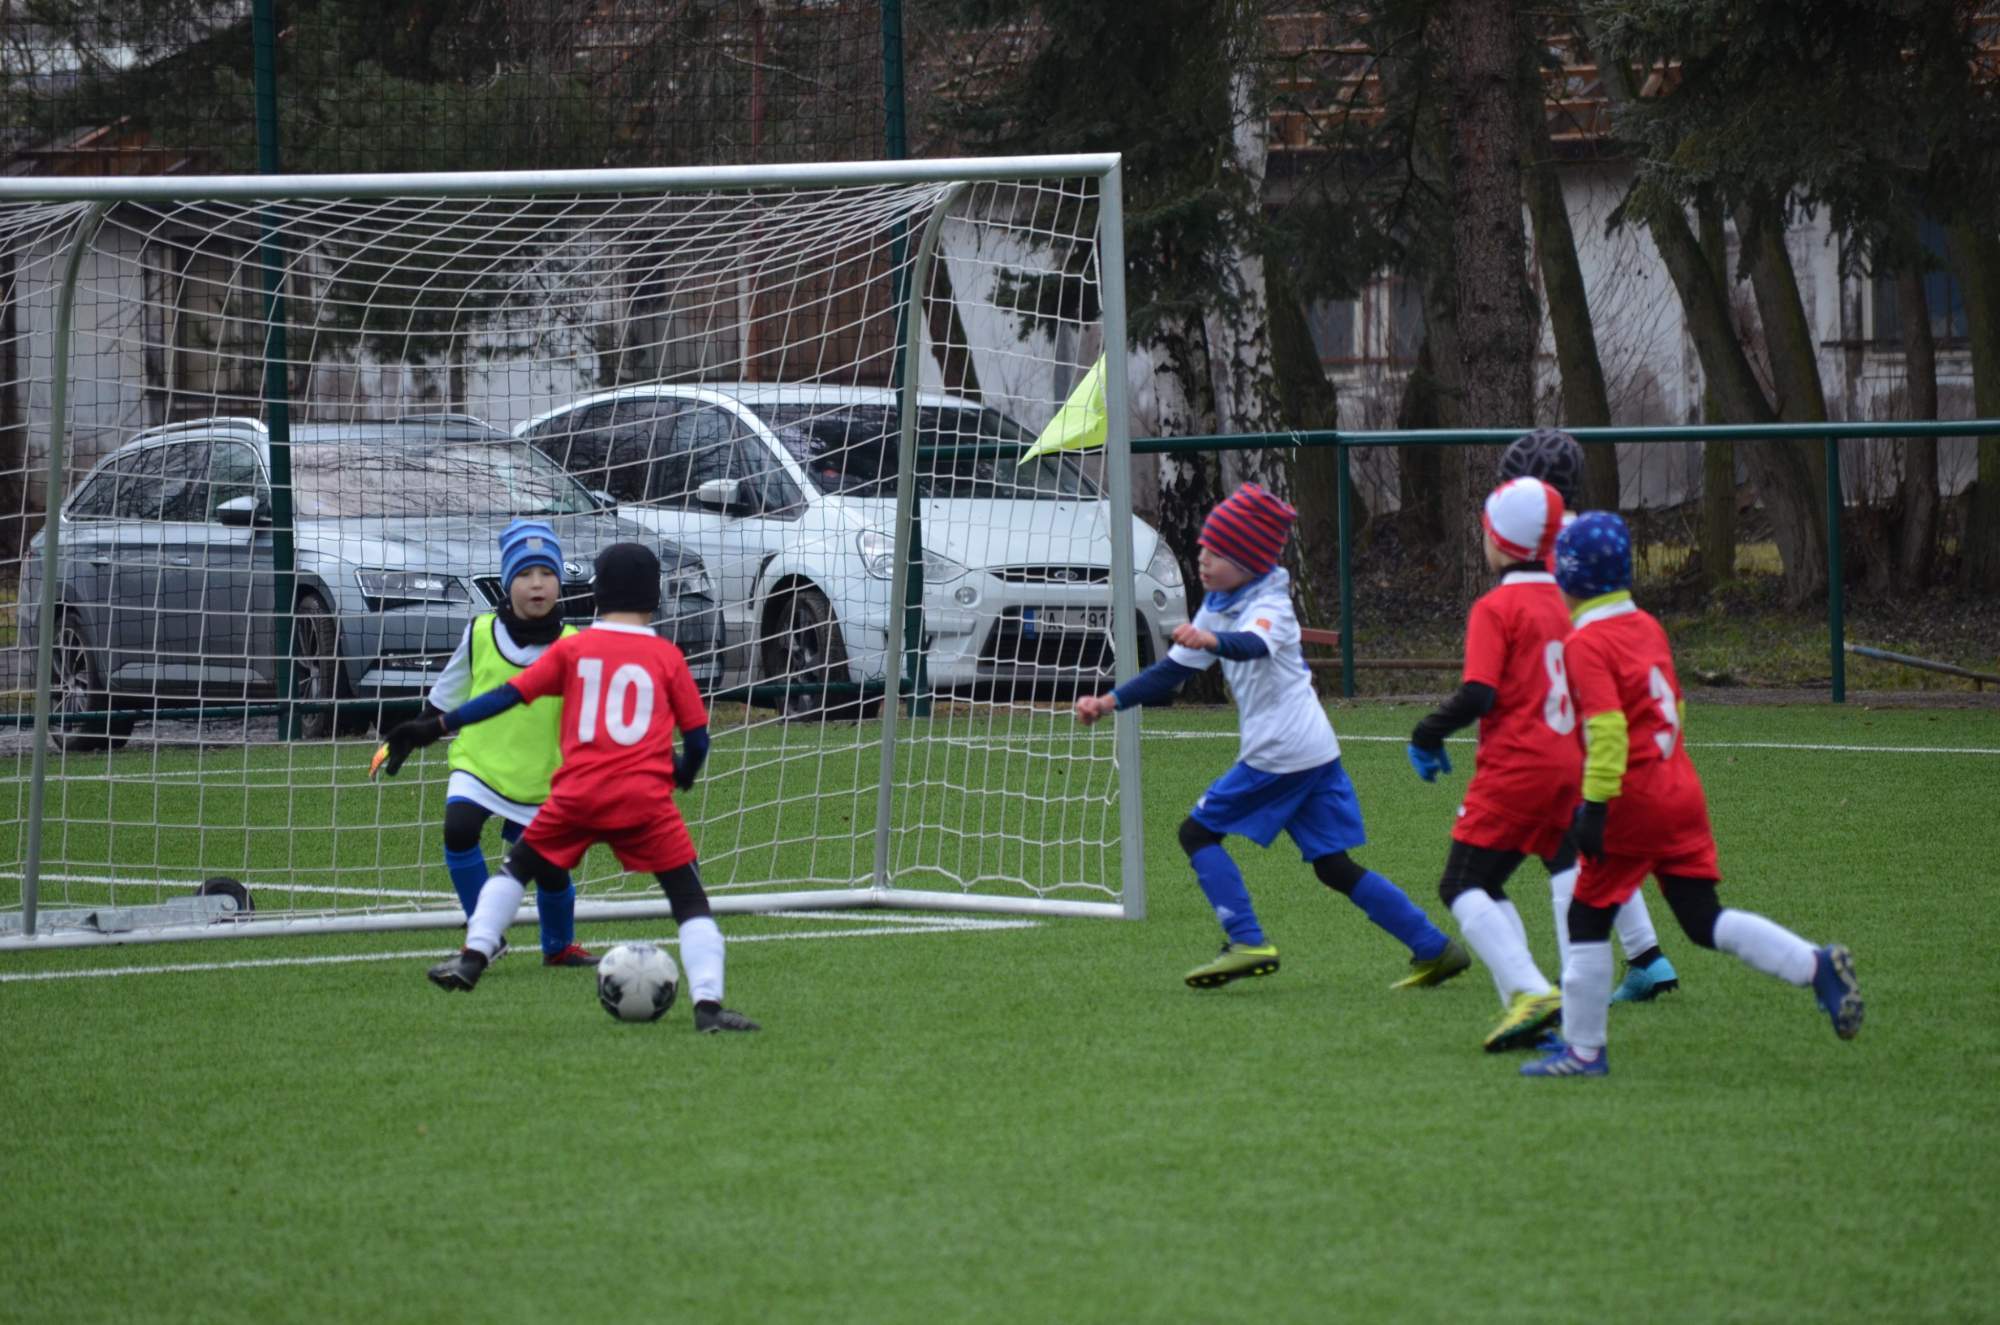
590, 488, 617, 511
215, 494, 266, 527
695, 477, 757, 516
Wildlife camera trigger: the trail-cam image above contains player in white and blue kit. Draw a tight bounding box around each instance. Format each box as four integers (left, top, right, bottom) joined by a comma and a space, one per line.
1076, 483, 1471, 990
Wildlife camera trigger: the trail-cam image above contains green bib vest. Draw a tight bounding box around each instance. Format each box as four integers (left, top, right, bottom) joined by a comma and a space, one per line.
447, 613, 576, 805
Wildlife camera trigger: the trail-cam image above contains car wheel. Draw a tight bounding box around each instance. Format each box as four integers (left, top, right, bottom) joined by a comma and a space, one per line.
761, 586, 877, 721
290, 593, 342, 740
52, 614, 134, 751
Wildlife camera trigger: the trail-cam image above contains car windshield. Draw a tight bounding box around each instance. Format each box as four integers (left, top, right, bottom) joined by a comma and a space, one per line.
761, 404, 1097, 501
291, 438, 600, 518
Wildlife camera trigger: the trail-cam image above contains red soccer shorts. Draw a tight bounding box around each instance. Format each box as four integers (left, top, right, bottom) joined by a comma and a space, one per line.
1574, 838, 1721, 906
1451, 796, 1571, 861
523, 791, 696, 874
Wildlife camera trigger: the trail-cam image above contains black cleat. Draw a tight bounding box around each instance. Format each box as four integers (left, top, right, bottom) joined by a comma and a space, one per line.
428, 948, 489, 992
694, 1002, 760, 1033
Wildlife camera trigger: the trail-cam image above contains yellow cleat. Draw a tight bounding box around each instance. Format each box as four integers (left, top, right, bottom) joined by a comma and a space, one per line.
1391, 937, 1472, 990
1484, 990, 1563, 1053
1184, 941, 1281, 989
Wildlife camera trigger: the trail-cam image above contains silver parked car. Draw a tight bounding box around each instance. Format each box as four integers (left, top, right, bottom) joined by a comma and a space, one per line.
22, 415, 722, 748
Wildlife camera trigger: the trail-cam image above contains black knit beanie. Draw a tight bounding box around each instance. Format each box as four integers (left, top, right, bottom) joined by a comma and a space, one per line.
592, 542, 661, 615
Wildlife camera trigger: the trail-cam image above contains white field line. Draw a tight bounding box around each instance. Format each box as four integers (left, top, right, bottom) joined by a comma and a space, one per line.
1129, 731, 2000, 756
5, 728, 1996, 784
0, 913, 1040, 983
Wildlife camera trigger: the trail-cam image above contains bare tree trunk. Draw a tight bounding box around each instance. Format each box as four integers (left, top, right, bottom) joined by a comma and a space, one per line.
1697, 192, 1736, 587
1149, 321, 1227, 600
1442, 0, 1534, 593
1949, 217, 2000, 592
1400, 336, 1449, 545
1208, 62, 1292, 507
1732, 198, 1831, 603
1519, 39, 1617, 510
1266, 263, 1343, 624
1893, 257, 1940, 591
1581, 25, 1831, 604
925, 258, 981, 401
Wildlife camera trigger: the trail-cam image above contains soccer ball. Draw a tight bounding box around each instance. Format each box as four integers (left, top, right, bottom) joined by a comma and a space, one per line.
596, 942, 680, 1023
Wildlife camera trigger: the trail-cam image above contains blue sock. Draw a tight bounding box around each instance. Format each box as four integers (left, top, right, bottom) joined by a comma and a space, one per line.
1189, 843, 1266, 946
443, 846, 488, 919
1349, 870, 1449, 960
537, 882, 577, 956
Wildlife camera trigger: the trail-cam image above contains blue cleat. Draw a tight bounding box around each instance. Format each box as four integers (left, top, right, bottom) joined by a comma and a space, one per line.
1811, 944, 1864, 1040
1611, 954, 1680, 1003
1520, 1042, 1608, 1078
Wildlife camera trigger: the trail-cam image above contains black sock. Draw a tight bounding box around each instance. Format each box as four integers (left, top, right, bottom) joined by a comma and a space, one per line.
1630, 945, 1663, 970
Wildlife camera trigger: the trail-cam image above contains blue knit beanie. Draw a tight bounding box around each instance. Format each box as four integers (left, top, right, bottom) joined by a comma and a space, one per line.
1554, 510, 1632, 598
499, 519, 563, 592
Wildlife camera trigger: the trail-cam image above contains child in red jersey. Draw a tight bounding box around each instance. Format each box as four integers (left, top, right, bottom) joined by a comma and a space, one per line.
1495, 428, 1682, 1004
1407, 478, 1574, 1051
1521, 513, 1860, 1078
377, 542, 757, 1033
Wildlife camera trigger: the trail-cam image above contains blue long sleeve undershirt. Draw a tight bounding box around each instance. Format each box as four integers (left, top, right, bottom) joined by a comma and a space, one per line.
1209, 631, 1269, 662
676, 725, 710, 786
1111, 657, 1201, 710
444, 684, 712, 786
444, 682, 525, 729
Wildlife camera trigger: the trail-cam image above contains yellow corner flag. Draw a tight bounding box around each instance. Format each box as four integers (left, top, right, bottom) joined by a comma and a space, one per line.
1019, 354, 1107, 464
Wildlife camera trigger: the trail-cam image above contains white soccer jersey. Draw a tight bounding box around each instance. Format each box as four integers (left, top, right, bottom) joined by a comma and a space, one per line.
1169, 567, 1340, 773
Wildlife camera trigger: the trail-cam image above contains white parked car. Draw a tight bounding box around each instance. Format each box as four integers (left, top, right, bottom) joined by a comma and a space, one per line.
515, 384, 1190, 713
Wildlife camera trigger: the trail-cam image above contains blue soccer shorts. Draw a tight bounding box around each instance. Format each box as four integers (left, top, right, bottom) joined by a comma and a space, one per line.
1189, 758, 1367, 860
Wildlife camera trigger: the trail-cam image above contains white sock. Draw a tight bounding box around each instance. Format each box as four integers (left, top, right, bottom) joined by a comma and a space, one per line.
1452, 891, 1553, 1002
1548, 864, 1578, 971
1616, 889, 1662, 962
1714, 909, 1816, 986
1562, 940, 1614, 1053
679, 915, 725, 1005
1497, 898, 1528, 949
465, 871, 525, 957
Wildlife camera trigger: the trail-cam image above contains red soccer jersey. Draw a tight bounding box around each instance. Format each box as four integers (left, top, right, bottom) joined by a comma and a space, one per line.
508, 621, 709, 804
1461, 570, 1582, 810
1563, 597, 1711, 853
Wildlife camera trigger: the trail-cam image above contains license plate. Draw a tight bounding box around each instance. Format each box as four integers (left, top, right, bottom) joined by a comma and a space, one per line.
1022, 606, 1108, 637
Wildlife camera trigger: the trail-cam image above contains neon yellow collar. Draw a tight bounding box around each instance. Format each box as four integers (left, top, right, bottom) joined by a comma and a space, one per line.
1569, 589, 1633, 623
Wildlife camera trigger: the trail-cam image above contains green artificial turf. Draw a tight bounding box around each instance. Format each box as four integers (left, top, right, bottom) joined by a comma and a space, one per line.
2, 702, 1996, 1324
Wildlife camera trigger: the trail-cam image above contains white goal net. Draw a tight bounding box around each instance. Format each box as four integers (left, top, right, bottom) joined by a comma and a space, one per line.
0, 156, 1153, 948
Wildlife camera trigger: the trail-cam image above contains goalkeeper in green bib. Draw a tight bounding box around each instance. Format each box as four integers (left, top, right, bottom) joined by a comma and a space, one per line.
425, 519, 597, 967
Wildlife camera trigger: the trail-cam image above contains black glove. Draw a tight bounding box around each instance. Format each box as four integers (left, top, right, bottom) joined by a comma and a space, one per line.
673, 756, 696, 792
1571, 800, 1608, 863
374, 712, 447, 779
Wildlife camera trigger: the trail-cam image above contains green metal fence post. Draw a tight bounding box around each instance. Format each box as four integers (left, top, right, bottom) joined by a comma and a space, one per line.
252, 0, 299, 738
1826, 433, 1845, 703
1335, 434, 1355, 698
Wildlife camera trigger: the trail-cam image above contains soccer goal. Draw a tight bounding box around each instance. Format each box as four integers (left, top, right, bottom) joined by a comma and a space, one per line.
0, 155, 1150, 949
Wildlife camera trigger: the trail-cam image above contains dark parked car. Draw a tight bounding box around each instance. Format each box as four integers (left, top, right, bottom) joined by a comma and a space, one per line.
22, 415, 722, 748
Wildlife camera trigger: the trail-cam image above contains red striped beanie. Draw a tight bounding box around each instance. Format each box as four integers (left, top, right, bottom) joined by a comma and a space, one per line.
1199, 482, 1296, 576
1482, 477, 1566, 564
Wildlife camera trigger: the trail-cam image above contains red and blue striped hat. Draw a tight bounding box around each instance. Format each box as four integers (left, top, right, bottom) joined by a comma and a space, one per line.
1199, 482, 1296, 576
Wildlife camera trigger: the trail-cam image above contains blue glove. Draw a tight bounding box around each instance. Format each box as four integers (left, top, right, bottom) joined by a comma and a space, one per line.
1406, 742, 1452, 782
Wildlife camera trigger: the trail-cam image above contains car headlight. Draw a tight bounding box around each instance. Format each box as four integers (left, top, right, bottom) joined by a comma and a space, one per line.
662, 565, 712, 598
1145, 537, 1184, 589
856, 529, 968, 584
355, 569, 470, 605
